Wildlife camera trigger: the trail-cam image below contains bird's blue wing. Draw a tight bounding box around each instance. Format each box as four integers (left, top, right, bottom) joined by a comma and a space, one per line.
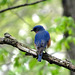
34, 30, 50, 47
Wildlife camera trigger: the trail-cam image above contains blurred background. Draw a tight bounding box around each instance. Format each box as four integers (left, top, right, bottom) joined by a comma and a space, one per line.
0, 0, 75, 75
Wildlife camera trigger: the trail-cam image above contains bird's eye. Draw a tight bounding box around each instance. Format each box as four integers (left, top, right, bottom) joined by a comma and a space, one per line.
34, 28, 37, 31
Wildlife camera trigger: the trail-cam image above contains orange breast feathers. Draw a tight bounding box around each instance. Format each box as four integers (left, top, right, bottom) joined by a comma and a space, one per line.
34, 44, 36, 49
47, 38, 51, 48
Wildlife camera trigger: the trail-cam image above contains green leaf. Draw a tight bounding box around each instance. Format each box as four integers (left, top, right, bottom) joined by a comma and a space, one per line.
66, 36, 72, 42
64, 40, 70, 49
29, 58, 37, 69
14, 57, 21, 67
54, 17, 61, 22
0, 54, 5, 63
0, 0, 7, 5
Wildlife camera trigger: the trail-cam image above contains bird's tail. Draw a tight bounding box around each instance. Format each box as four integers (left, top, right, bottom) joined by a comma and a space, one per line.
37, 46, 44, 62
37, 40, 46, 62
38, 53, 43, 62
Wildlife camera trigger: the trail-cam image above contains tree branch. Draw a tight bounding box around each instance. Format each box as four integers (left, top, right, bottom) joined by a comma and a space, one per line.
0, 33, 75, 72
0, 0, 46, 13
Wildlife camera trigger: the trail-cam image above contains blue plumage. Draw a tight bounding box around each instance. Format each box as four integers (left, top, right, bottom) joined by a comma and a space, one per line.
31, 25, 51, 62
35, 30, 50, 46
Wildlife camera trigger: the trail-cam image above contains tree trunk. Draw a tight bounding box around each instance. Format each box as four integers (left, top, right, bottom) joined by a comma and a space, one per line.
62, 0, 75, 75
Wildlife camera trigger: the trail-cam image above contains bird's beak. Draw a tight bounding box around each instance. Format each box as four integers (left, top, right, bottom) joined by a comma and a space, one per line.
31, 30, 33, 32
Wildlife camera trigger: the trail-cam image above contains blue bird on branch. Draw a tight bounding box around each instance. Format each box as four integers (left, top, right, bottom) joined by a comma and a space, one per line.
31, 25, 51, 62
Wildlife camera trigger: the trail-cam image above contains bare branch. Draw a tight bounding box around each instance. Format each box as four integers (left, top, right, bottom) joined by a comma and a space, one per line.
0, 33, 75, 72
0, 0, 46, 13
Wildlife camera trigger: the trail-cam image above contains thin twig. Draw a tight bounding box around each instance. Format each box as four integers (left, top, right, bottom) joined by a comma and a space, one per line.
0, 0, 46, 13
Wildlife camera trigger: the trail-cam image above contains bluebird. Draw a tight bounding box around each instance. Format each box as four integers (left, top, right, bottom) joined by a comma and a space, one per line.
31, 25, 51, 62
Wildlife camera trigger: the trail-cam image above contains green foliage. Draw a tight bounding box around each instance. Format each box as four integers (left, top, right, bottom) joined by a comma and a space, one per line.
0, 48, 8, 64
14, 57, 21, 67
54, 17, 75, 50
55, 17, 74, 34
0, 0, 7, 5
29, 58, 37, 69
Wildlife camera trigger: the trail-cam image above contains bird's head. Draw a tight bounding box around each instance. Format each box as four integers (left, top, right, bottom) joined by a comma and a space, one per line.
31, 25, 45, 33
